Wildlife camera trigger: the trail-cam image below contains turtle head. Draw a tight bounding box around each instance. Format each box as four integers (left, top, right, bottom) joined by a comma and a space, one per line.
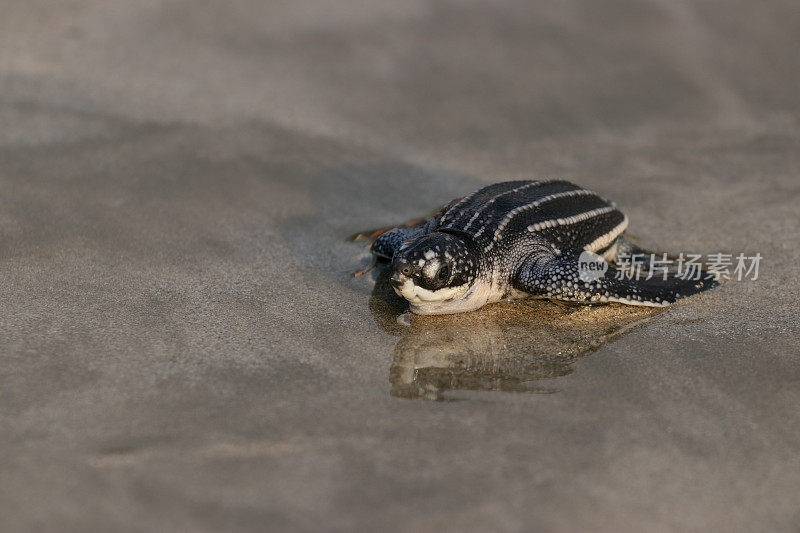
389, 231, 479, 306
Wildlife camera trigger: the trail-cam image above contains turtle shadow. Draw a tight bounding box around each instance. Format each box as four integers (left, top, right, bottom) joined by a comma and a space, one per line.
368, 268, 662, 401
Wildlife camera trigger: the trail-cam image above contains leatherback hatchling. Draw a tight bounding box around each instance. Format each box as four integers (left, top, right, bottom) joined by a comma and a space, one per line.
364, 179, 716, 315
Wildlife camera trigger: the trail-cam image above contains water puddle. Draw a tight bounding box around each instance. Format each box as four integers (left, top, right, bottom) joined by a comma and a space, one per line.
368, 268, 661, 400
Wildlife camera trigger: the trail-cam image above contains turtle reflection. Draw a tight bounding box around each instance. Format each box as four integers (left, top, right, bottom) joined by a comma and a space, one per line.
369, 269, 660, 400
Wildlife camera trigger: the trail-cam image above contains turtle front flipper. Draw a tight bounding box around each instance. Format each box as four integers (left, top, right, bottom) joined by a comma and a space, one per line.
347, 216, 429, 246
352, 218, 432, 277
613, 236, 681, 267
513, 251, 718, 307
370, 221, 430, 260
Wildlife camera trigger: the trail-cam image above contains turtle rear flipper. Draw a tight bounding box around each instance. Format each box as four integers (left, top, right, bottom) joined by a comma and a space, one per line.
514, 252, 718, 307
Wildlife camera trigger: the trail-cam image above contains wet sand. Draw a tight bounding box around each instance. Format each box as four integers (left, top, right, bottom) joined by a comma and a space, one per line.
1, 1, 799, 531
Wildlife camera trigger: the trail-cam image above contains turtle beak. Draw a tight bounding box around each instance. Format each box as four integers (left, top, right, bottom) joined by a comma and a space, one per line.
390, 259, 411, 288
390, 271, 405, 289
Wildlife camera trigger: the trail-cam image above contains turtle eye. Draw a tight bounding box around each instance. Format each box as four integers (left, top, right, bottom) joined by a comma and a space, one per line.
401, 265, 412, 276
436, 265, 450, 282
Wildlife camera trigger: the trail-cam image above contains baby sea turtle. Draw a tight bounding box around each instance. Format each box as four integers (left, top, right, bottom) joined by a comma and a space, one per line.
361, 180, 717, 315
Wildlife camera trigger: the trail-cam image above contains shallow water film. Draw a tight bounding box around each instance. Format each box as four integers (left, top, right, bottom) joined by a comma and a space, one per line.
368, 269, 660, 400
